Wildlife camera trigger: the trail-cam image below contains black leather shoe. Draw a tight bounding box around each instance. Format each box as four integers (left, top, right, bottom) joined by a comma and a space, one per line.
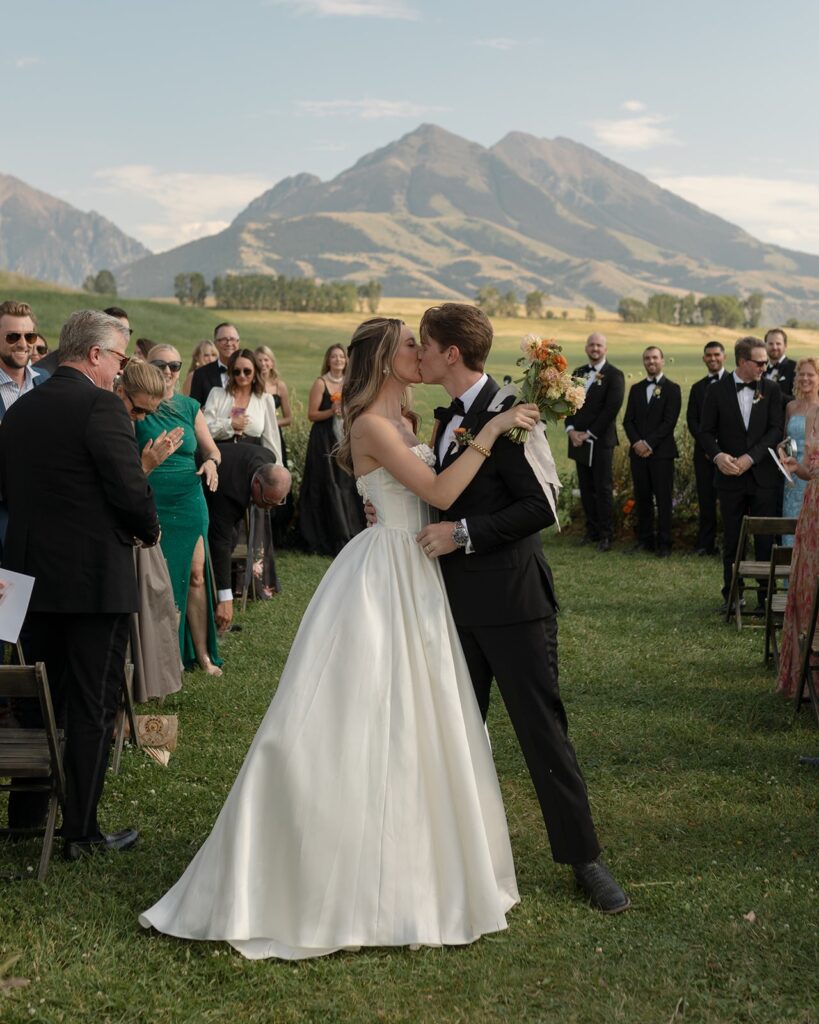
596, 539, 611, 553
64, 828, 139, 861
572, 860, 631, 913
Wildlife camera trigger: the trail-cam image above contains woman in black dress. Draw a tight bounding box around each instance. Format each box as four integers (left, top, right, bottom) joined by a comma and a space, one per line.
298, 344, 365, 555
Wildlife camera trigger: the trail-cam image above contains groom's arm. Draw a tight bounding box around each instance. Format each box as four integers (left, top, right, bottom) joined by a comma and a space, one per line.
464, 435, 555, 553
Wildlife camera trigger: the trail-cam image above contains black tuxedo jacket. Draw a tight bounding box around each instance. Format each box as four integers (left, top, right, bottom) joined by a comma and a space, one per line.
623, 377, 682, 459
699, 374, 784, 489
0, 367, 160, 613
434, 377, 556, 627
564, 361, 625, 448
204, 443, 276, 591
765, 357, 796, 398
190, 361, 227, 408
686, 373, 723, 455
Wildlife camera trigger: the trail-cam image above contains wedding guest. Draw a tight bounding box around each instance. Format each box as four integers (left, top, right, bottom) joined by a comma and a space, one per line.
30, 333, 49, 365
114, 360, 183, 703
202, 349, 282, 461
190, 322, 240, 407
134, 338, 157, 362
182, 340, 219, 396
256, 344, 294, 542
299, 344, 365, 555
0, 301, 49, 421
686, 341, 726, 556
622, 346, 681, 557
776, 406, 819, 698
103, 306, 132, 335
700, 336, 784, 612
136, 345, 224, 676
764, 328, 796, 400
781, 357, 819, 545
565, 332, 625, 552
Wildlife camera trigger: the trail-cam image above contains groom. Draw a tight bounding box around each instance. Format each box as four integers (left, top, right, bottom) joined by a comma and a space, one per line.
415, 303, 629, 913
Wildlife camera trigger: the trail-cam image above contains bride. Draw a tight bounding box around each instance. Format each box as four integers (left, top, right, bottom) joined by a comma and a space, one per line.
139, 318, 539, 960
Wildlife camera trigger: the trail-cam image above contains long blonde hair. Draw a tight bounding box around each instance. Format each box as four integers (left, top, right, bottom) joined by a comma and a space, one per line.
255, 344, 279, 382
335, 318, 417, 476
793, 357, 819, 399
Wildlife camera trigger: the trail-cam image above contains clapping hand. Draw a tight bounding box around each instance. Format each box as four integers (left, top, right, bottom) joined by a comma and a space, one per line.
141, 427, 184, 473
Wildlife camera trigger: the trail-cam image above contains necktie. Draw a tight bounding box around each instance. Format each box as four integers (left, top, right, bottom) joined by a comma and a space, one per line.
736, 381, 756, 391
433, 397, 466, 428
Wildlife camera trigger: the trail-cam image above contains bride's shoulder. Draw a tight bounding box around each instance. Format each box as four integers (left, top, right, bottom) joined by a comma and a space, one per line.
352, 411, 398, 439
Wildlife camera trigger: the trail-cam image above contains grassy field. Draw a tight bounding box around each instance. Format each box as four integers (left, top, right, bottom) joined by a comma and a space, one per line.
1, 543, 816, 1023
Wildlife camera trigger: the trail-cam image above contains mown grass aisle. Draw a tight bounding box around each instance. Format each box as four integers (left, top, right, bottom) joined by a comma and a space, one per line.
1, 542, 817, 1024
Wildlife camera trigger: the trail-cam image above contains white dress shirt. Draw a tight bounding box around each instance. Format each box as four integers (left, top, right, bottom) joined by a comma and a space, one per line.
733, 371, 755, 430
0, 364, 39, 416
436, 373, 488, 555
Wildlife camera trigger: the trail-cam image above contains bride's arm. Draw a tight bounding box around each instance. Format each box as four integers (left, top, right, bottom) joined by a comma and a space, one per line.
353, 405, 538, 510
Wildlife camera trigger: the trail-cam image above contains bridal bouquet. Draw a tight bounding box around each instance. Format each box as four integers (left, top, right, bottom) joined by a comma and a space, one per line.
505, 334, 587, 442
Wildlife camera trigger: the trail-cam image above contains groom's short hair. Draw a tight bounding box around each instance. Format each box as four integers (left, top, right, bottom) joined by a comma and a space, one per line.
420, 304, 492, 372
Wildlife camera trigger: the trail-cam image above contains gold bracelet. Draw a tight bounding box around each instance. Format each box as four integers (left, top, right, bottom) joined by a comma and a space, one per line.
466, 438, 491, 458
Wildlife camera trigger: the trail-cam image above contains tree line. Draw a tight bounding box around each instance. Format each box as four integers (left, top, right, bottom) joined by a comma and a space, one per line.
173, 272, 383, 313
617, 291, 764, 329
474, 286, 596, 321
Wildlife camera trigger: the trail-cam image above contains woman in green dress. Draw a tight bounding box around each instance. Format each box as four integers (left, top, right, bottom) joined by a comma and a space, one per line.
135, 344, 224, 676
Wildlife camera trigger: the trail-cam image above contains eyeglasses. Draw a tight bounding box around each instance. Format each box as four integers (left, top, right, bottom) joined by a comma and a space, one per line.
151, 359, 182, 373
217, 336, 240, 345
34, 344, 48, 355
124, 391, 153, 417
101, 347, 130, 370
253, 478, 286, 508
3, 332, 38, 344
232, 367, 254, 377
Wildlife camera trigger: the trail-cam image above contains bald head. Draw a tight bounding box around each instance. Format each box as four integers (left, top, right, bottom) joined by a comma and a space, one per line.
585, 332, 607, 363
250, 464, 292, 509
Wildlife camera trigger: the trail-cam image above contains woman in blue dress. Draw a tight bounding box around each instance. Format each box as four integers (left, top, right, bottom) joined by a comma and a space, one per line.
782, 358, 819, 545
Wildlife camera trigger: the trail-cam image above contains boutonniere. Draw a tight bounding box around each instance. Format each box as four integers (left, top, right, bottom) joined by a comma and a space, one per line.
652, 386, 662, 399
752, 389, 764, 405
452, 427, 475, 448
594, 372, 604, 386
768, 368, 779, 381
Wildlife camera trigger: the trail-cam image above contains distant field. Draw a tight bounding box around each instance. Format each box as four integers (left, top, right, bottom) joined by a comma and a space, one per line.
6, 275, 819, 475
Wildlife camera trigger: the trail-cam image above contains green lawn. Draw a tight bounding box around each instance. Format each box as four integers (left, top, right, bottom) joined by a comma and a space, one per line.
1, 542, 816, 1023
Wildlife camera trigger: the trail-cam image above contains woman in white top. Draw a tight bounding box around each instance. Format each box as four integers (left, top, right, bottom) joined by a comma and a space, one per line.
203, 349, 282, 463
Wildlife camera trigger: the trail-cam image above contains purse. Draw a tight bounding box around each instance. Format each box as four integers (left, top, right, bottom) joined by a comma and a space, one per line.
135, 714, 178, 766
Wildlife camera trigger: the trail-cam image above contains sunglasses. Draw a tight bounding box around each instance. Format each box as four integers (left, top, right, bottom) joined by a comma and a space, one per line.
151, 359, 182, 372
101, 347, 130, 370
124, 391, 153, 416
4, 332, 38, 344
232, 367, 254, 377
747, 359, 768, 368
34, 344, 48, 355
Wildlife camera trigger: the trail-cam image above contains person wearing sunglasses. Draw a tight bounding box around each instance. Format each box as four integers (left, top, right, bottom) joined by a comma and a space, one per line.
135, 345, 224, 677
700, 335, 786, 612
202, 349, 282, 461
29, 333, 49, 365
0, 300, 50, 423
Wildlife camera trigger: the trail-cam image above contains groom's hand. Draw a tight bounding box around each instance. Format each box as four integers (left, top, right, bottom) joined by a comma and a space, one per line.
416, 522, 458, 558
364, 500, 377, 526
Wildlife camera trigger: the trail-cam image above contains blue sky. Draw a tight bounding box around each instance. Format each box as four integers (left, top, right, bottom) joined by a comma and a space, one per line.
5, 0, 819, 254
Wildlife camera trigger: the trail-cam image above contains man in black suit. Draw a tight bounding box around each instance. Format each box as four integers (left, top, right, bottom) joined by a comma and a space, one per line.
414, 303, 629, 914
204, 443, 291, 634
189, 322, 241, 407
565, 332, 625, 552
764, 327, 796, 401
699, 336, 784, 611
686, 341, 726, 556
0, 310, 160, 859
622, 347, 682, 557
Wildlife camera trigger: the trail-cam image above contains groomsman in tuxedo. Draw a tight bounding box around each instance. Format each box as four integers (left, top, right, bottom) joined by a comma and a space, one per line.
622, 347, 681, 557
686, 341, 726, 556
699, 336, 784, 611
414, 303, 629, 914
764, 328, 796, 401
565, 332, 625, 552
190, 322, 241, 407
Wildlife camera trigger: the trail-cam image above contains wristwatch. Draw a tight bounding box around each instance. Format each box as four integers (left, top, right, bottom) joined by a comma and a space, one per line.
452, 521, 469, 549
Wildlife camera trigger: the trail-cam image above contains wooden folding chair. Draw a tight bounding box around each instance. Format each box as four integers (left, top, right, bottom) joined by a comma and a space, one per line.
764, 545, 793, 667
0, 663, 65, 880
726, 516, 798, 629
111, 659, 140, 775
792, 575, 819, 727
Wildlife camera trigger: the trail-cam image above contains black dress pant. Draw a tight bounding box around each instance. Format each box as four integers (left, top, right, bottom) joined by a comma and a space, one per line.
9, 612, 129, 840
456, 614, 600, 865
576, 446, 614, 541
630, 455, 674, 550
717, 482, 779, 599
693, 450, 718, 552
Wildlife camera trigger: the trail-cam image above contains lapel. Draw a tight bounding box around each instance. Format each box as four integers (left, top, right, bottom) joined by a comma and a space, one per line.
440, 376, 499, 469
723, 373, 750, 435
746, 379, 769, 437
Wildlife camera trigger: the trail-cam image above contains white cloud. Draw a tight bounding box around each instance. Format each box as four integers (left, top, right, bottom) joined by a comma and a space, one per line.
655, 174, 819, 255
15, 56, 40, 69
591, 111, 678, 150
622, 99, 646, 112
91, 165, 274, 252
297, 98, 447, 119
472, 37, 520, 51
267, 0, 418, 18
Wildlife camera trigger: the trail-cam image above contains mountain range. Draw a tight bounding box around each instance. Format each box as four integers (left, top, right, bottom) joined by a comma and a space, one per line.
3, 125, 819, 320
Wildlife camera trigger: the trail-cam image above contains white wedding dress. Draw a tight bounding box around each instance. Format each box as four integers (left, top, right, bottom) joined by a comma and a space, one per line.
139, 445, 519, 959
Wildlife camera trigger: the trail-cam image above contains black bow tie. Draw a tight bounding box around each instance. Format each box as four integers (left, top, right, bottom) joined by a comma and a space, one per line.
647, 377, 661, 385
708, 374, 720, 382
434, 397, 466, 428
736, 381, 757, 391
582, 365, 596, 374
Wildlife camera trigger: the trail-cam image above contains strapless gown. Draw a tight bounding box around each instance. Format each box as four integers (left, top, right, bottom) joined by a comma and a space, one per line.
139, 445, 519, 959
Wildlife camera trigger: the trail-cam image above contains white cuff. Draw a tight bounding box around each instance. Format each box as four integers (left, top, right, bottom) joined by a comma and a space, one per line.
461, 518, 475, 555
217, 589, 233, 602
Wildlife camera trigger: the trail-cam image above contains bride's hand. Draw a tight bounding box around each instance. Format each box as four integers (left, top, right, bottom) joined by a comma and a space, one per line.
487, 402, 540, 438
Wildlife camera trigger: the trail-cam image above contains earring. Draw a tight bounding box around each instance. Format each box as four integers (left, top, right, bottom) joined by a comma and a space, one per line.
383, 368, 389, 375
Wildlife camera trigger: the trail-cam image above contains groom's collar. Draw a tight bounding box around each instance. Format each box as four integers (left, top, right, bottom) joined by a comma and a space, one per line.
457, 373, 488, 414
